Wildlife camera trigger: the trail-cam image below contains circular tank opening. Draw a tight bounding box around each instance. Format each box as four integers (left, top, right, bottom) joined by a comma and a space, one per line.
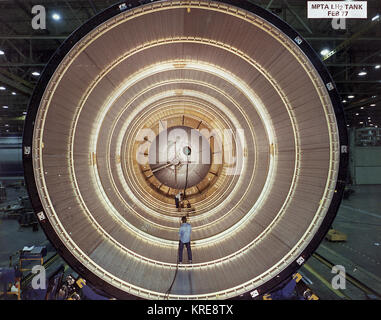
149, 126, 212, 190
22, 0, 347, 300
183, 146, 191, 156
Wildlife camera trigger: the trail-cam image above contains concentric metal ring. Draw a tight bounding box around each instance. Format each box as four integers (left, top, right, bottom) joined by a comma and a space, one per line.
23, 0, 348, 299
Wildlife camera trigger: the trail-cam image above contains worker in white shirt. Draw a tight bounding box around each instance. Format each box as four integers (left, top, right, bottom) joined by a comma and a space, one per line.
175, 192, 182, 211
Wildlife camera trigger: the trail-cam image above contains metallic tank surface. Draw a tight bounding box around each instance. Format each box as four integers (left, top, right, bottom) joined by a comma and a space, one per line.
23, 0, 348, 299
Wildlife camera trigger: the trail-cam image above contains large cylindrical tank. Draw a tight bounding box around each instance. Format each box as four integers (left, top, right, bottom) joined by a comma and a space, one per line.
23, 0, 348, 299
0, 136, 23, 178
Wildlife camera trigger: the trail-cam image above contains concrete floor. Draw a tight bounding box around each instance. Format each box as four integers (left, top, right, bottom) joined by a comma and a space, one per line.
0, 182, 55, 268
302, 185, 381, 300
1, 183, 380, 299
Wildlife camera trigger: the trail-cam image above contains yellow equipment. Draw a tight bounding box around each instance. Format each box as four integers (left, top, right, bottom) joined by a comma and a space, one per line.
326, 229, 347, 242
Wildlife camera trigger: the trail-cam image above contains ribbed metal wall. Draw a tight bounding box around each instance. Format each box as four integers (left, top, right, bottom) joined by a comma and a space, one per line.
23, 0, 347, 299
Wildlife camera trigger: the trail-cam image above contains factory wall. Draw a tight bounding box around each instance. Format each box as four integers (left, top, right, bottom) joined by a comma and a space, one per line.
353, 147, 381, 184
348, 129, 381, 185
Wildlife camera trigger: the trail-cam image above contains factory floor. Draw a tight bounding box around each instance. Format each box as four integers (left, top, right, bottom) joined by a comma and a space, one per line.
0, 182, 55, 268
302, 184, 381, 300
1, 183, 380, 300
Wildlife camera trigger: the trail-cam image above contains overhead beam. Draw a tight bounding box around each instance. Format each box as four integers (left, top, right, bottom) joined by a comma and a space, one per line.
322, 19, 381, 61
266, 0, 275, 9
335, 80, 381, 84
334, 48, 381, 79
0, 69, 34, 89
0, 17, 29, 60
64, 0, 86, 25
305, 37, 381, 41
326, 63, 381, 67
88, 0, 98, 14
338, 91, 381, 95
0, 35, 68, 40
283, 0, 313, 34
0, 73, 33, 95
0, 63, 47, 67
344, 98, 381, 111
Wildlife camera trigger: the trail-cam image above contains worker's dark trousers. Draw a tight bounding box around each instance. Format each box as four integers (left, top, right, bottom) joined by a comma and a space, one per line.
175, 197, 179, 208
178, 241, 192, 263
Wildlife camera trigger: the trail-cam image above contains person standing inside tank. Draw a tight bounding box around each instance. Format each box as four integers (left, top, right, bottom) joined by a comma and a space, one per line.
178, 216, 192, 264
175, 192, 182, 211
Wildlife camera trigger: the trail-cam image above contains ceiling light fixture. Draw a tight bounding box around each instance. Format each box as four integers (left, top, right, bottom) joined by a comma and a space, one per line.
372, 14, 380, 21
52, 13, 61, 21
320, 49, 330, 56
348, 95, 355, 99
358, 71, 367, 76
32, 71, 41, 76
